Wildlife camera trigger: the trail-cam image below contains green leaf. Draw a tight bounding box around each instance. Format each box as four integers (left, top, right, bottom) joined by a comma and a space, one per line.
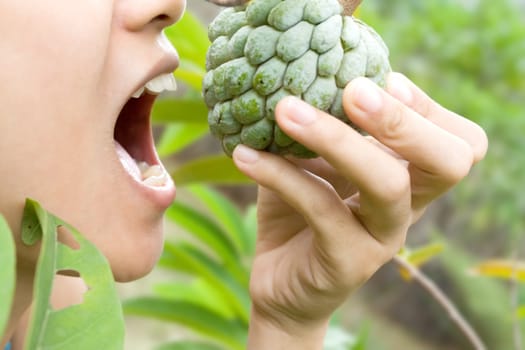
165, 11, 209, 69
156, 340, 224, 350
166, 201, 240, 266
21, 199, 125, 350
188, 185, 252, 256
469, 259, 525, 282
157, 123, 209, 157
517, 306, 525, 319
153, 279, 237, 319
171, 155, 251, 185
175, 59, 207, 91
0, 215, 16, 338
152, 98, 208, 124
350, 324, 370, 350
242, 205, 258, 257
124, 298, 246, 350
160, 242, 250, 323
401, 242, 445, 266
397, 242, 444, 280
323, 326, 357, 350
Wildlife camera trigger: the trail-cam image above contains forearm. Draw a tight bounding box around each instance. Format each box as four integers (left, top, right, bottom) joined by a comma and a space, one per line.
247, 308, 329, 350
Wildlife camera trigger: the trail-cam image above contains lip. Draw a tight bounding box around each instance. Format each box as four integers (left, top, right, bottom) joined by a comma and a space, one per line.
125, 156, 177, 211
130, 44, 180, 100
114, 37, 180, 210
115, 91, 176, 210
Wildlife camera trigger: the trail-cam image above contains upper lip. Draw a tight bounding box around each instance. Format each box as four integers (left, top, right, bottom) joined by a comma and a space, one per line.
132, 52, 179, 97
113, 36, 180, 167
131, 37, 180, 99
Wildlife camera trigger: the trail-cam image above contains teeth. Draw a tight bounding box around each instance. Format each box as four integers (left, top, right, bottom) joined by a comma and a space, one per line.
146, 73, 177, 94
115, 140, 169, 187
132, 73, 177, 99
142, 165, 163, 179
135, 160, 169, 187
143, 173, 170, 187
132, 87, 145, 98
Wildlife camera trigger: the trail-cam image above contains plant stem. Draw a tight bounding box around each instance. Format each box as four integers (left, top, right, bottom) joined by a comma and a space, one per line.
393, 255, 487, 350
205, 0, 364, 15
339, 0, 363, 16
511, 275, 523, 350
205, 0, 247, 6
510, 250, 523, 350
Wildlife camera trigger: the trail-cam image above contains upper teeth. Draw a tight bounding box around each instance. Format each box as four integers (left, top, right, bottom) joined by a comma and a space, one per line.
132, 73, 177, 98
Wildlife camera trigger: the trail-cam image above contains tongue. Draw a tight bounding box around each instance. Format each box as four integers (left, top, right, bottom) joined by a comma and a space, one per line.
114, 140, 141, 181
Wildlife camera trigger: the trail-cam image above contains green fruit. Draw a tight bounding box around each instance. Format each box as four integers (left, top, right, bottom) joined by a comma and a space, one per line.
204, 0, 391, 158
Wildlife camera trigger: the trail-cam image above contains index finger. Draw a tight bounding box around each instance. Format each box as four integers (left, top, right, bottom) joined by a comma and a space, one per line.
275, 96, 412, 243
343, 77, 475, 187
385, 73, 488, 163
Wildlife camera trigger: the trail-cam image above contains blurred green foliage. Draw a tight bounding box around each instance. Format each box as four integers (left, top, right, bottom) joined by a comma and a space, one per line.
360, 0, 525, 347
126, 0, 525, 348
0, 216, 15, 340
361, 0, 525, 247
125, 186, 364, 349
153, 12, 250, 186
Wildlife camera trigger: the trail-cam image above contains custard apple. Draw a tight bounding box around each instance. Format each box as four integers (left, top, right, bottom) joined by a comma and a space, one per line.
204, 0, 391, 158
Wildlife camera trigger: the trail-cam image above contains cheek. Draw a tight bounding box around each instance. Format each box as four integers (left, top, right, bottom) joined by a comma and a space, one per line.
0, 1, 168, 281
1, 2, 110, 106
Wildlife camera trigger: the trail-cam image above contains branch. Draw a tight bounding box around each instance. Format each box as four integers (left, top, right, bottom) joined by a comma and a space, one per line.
510, 251, 524, 350
393, 255, 487, 350
510, 275, 523, 350
205, 0, 364, 16
339, 0, 363, 16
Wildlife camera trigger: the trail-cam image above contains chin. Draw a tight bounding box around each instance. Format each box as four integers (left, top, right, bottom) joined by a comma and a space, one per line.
108, 225, 165, 283
77, 210, 168, 283
112, 257, 160, 283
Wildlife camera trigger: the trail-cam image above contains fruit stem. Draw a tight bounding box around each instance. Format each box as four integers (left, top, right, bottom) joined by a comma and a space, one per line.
339, 0, 362, 16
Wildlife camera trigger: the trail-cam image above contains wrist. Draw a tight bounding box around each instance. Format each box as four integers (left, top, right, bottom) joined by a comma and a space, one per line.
247, 307, 329, 350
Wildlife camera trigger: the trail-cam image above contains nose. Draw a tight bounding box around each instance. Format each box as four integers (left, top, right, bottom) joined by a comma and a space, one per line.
118, 0, 187, 32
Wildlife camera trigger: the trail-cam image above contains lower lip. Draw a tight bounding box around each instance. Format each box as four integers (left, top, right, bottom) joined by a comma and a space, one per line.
132, 173, 176, 211
115, 141, 176, 210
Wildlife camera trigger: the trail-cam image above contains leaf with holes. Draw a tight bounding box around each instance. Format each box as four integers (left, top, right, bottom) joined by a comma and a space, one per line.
21, 199, 124, 350
0, 215, 16, 339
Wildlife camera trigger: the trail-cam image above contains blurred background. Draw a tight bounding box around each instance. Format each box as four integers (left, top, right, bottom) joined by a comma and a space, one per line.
119, 0, 525, 349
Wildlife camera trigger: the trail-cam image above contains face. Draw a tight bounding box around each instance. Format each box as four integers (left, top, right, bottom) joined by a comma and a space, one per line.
0, 0, 186, 281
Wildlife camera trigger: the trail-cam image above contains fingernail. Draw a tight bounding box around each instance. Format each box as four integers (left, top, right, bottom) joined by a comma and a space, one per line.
233, 144, 259, 163
350, 78, 383, 113
387, 73, 412, 105
281, 96, 317, 125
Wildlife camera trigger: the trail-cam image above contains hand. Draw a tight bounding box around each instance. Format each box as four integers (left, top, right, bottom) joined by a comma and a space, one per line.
232, 73, 488, 349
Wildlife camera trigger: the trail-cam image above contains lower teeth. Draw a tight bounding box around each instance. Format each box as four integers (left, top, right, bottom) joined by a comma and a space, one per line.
135, 160, 168, 187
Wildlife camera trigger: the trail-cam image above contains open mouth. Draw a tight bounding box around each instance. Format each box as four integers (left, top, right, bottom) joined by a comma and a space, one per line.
113, 73, 177, 188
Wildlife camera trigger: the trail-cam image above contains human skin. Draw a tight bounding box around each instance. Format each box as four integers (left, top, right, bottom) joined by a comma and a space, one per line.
0, 0, 488, 349
0, 0, 184, 345
238, 74, 488, 349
